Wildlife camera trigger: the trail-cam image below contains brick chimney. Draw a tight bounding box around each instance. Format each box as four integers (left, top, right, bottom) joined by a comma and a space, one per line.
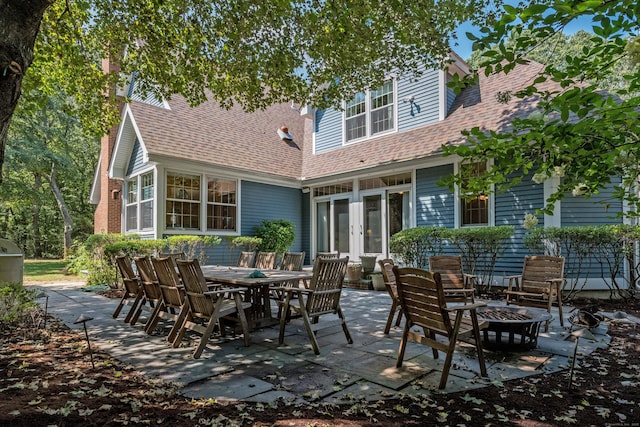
93, 58, 124, 234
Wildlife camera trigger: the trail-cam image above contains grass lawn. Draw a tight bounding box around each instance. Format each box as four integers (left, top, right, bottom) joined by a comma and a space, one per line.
23, 259, 82, 283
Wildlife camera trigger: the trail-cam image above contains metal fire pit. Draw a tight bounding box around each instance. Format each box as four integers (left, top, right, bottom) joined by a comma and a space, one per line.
477, 306, 552, 351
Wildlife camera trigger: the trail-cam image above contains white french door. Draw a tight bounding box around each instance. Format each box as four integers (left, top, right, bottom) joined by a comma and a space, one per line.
315, 195, 354, 260
359, 188, 412, 259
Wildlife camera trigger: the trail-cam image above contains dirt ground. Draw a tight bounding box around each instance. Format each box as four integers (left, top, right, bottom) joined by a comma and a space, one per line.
1, 296, 639, 426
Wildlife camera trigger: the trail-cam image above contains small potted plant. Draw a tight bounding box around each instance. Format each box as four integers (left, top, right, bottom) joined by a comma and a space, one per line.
369, 272, 386, 291
347, 263, 362, 282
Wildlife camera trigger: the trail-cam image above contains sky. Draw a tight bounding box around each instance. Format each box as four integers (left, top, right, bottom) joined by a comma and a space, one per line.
451, 11, 597, 61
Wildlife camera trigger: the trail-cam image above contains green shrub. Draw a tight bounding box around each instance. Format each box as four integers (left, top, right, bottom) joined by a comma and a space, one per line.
230, 236, 262, 252
166, 235, 221, 263
0, 282, 39, 324
254, 219, 295, 255
389, 226, 446, 268
443, 226, 514, 291
524, 225, 640, 299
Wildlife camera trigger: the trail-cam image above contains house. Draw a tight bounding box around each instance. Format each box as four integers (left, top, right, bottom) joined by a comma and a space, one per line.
91, 53, 627, 287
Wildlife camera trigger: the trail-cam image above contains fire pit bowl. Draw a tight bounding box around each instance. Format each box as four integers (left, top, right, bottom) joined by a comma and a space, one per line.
477, 306, 553, 351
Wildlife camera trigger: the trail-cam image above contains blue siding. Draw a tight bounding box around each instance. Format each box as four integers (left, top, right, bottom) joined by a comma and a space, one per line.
398, 69, 440, 131
494, 171, 545, 277
126, 138, 145, 175
447, 88, 456, 114
200, 182, 305, 266
129, 74, 165, 108
561, 179, 623, 226
314, 108, 343, 153
416, 165, 455, 228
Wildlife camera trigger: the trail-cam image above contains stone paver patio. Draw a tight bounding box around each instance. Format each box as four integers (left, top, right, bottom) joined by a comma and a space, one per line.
29, 281, 611, 403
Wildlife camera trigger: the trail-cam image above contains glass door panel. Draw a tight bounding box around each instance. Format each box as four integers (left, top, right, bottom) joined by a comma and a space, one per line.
333, 198, 350, 256
363, 194, 383, 254
316, 201, 330, 252
388, 191, 410, 238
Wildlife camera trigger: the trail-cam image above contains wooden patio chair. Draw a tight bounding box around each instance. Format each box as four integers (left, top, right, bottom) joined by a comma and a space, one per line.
255, 251, 277, 269
393, 266, 488, 389
112, 256, 145, 324
174, 259, 252, 359
237, 251, 255, 268
147, 256, 187, 343
277, 256, 352, 354
133, 255, 163, 327
429, 255, 477, 303
378, 259, 403, 334
159, 252, 186, 261
504, 256, 565, 330
271, 251, 306, 319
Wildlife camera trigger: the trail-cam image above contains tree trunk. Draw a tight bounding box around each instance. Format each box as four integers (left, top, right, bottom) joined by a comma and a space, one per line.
0, 0, 52, 184
32, 171, 42, 258
49, 163, 73, 259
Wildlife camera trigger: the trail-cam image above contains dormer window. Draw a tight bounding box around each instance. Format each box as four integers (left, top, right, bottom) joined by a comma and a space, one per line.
345, 80, 395, 143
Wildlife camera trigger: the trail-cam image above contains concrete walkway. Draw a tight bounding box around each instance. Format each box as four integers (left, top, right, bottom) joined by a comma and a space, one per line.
29, 282, 611, 403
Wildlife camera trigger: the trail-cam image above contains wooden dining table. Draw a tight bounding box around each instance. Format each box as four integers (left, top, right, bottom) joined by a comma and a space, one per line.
200, 265, 313, 328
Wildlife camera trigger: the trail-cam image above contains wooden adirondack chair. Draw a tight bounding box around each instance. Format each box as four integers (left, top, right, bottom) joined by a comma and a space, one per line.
393, 266, 488, 389
278, 256, 352, 354
174, 259, 252, 359
429, 255, 477, 303
112, 255, 145, 324
504, 256, 565, 330
133, 255, 163, 328
378, 259, 403, 334
147, 257, 186, 343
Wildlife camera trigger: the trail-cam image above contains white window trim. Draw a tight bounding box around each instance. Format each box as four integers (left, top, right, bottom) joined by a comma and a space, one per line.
453, 160, 495, 228
343, 79, 397, 145
163, 170, 241, 236
124, 169, 155, 233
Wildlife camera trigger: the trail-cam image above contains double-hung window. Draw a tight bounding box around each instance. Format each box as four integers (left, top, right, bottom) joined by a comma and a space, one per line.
165, 172, 238, 233
166, 173, 201, 230
125, 171, 154, 231
460, 162, 489, 226
206, 178, 237, 231
345, 80, 395, 143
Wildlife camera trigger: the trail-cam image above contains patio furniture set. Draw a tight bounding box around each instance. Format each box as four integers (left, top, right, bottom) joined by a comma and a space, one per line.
112, 251, 566, 389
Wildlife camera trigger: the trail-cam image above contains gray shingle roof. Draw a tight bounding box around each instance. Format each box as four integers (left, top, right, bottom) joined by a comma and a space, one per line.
129, 61, 550, 182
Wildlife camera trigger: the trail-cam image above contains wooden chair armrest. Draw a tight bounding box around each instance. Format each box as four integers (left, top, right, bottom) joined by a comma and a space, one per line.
547, 278, 565, 283
273, 286, 313, 296
444, 288, 475, 294
445, 301, 487, 312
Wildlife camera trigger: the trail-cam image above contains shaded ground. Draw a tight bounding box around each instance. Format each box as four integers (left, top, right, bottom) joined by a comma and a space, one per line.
1, 297, 639, 426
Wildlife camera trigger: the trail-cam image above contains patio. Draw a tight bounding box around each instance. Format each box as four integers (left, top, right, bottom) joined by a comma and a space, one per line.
30, 281, 611, 403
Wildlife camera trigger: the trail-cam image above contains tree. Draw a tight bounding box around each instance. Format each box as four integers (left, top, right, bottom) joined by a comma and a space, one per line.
444, 1, 640, 216
1, 0, 499, 184
1, 88, 98, 258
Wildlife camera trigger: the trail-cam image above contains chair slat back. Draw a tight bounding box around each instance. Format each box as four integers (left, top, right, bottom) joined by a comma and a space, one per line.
429, 255, 465, 290
115, 255, 139, 295
393, 267, 449, 335
280, 251, 305, 271
306, 256, 349, 316
134, 256, 162, 301
176, 259, 214, 319
152, 257, 183, 308
237, 251, 255, 268
160, 252, 186, 261
255, 251, 277, 269
378, 258, 397, 296
316, 251, 339, 259
521, 256, 564, 293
